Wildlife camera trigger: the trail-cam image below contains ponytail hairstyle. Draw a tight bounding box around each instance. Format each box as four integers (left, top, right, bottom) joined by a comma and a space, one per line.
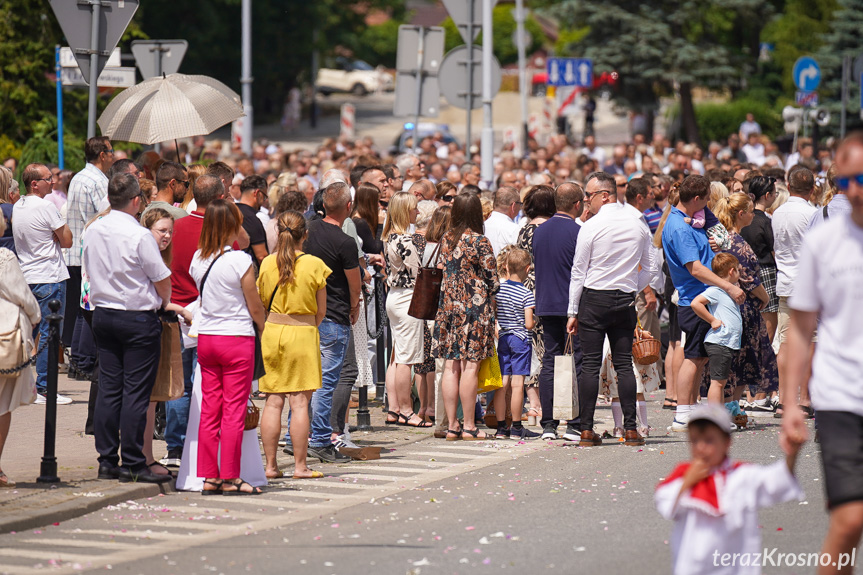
713, 191, 753, 232
275, 210, 307, 286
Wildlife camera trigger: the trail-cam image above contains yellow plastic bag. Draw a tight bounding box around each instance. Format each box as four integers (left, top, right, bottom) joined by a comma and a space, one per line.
477, 348, 503, 394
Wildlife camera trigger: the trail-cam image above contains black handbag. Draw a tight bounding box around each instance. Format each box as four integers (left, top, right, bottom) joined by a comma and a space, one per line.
408, 243, 443, 321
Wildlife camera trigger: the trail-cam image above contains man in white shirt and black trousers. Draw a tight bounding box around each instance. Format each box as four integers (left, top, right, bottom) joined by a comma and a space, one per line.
83, 174, 172, 483
567, 171, 654, 447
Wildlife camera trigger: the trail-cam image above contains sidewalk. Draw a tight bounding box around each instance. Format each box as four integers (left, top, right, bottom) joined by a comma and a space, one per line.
0, 372, 433, 534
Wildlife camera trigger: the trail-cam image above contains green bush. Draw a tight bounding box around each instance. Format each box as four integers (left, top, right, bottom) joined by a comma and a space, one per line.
17, 115, 85, 182
356, 19, 401, 68
694, 99, 783, 143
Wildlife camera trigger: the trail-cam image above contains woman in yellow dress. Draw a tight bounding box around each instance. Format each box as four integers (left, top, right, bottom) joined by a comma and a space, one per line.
257, 211, 331, 479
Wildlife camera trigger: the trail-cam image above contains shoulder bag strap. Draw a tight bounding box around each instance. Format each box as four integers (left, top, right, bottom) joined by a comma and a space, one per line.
268, 254, 305, 313
197, 252, 225, 302
429, 241, 442, 267
823, 205, 829, 221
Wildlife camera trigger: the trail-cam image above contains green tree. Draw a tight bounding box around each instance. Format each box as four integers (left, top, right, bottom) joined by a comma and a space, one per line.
537, 0, 776, 143
815, 0, 863, 131
355, 19, 403, 69
440, 5, 545, 66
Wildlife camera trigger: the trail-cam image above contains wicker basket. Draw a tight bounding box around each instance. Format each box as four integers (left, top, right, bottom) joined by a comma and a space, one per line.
244, 401, 260, 431
632, 328, 661, 365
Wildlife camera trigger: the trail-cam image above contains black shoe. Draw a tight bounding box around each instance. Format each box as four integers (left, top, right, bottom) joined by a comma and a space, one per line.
562, 425, 581, 442
510, 426, 540, 440
74, 369, 91, 381
494, 426, 511, 440
118, 467, 173, 484
308, 445, 350, 463
97, 463, 120, 480
159, 448, 183, 467
540, 426, 558, 440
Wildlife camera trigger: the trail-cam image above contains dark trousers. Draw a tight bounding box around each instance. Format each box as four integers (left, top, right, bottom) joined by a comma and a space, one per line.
92, 308, 162, 471
331, 329, 358, 435
81, 309, 99, 436
63, 266, 81, 347
71, 314, 97, 373
538, 315, 582, 429
578, 289, 638, 431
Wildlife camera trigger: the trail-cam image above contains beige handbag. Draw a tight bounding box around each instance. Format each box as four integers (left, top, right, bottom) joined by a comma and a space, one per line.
0, 322, 26, 378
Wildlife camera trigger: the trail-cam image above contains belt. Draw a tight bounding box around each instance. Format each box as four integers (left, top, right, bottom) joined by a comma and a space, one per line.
583, 288, 635, 297
266, 313, 316, 327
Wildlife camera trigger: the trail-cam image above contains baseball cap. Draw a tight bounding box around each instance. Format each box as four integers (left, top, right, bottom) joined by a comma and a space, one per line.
688, 404, 733, 434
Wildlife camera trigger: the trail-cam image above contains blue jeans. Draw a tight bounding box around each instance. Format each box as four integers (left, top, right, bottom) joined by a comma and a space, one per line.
30, 282, 66, 394
285, 319, 350, 448
164, 341, 197, 452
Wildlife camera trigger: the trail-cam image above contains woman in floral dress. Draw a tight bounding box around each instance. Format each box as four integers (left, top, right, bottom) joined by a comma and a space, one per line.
713, 192, 778, 404
515, 185, 556, 424
433, 193, 498, 440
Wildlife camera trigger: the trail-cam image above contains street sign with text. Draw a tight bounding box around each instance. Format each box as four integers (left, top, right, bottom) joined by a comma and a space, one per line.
61, 66, 135, 88
796, 91, 819, 108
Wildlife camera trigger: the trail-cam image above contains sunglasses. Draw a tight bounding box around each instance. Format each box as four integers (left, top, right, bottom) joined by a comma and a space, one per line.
440, 195, 456, 202
835, 174, 863, 191
175, 179, 190, 188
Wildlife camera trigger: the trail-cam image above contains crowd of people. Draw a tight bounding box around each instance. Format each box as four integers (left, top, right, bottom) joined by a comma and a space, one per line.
0, 120, 861, 573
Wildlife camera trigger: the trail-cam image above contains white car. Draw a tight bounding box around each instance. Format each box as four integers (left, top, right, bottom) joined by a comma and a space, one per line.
316, 58, 393, 96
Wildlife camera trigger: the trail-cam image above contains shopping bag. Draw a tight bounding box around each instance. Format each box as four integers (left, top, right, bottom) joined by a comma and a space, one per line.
151, 321, 185, 402
552, 336, 579, 421
477, 348, 503, 394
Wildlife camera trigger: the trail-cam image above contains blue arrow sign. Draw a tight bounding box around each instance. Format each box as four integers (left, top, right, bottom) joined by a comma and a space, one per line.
793, 56, 821, 92
547, 58, 592, 87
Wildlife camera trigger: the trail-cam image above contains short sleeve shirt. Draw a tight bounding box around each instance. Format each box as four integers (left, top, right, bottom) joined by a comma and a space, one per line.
700, 286, 742, 350
12, 195, 69, 284
497, 279, 535, 340
236, 202, 268, 261
662, 207, 714, 306
189, 248, 254, 336
303, 219, 359, 325
790, 215, 863, 417
256, 252, 332, 315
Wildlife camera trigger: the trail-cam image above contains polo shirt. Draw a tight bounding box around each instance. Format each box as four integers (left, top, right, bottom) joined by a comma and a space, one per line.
661, 206, 714, 307
171, 210, 205, 307
533, 213, 580, 316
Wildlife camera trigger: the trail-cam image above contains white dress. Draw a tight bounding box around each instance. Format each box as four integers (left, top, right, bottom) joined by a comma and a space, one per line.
0, 248, 40, 416
175, 364, 267, 491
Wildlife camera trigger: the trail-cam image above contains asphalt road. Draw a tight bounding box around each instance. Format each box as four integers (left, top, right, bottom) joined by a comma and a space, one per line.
0, 403, 831, 575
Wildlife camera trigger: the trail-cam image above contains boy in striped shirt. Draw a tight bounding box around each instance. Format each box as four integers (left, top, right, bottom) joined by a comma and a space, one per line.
494, 248, 540, 440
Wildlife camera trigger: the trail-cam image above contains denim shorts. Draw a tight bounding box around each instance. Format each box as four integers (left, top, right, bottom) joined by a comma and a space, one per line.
497, 333, 532, 376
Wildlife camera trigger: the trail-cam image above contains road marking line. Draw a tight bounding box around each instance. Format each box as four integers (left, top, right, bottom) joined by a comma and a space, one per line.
409, 451, 476, 459
0, 564, 43, 575
17, 538, 137, 550
0, 549, 98, 563
203, 496, 300, 509
60, 529, 180, 541
156, 506, 260, 520
307, 473, 400, 482
3, 440, 541, 575
368, 458, 452, 466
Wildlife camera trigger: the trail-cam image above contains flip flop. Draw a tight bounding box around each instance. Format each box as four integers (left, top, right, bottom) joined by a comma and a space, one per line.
399, 412, 434, 428
292, 470, 324, 479
265, 469, 284, 479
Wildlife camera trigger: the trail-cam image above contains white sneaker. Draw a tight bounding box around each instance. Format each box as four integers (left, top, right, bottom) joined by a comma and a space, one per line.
639, 425, 652, 437
738, 400, 750, 410
729, 422, 739, 432
36, 393, 73, 405
334, 435, 359, 450
612, 426, 624, 438
668, 416, 689, 432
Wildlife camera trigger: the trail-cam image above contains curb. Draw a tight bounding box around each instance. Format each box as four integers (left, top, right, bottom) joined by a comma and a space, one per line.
0, 481, 175, 535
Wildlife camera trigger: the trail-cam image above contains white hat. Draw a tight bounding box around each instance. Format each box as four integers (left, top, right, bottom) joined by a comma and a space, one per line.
688, 404, 733, 433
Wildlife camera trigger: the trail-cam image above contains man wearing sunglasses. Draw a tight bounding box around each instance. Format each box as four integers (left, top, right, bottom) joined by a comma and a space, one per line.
782, 132, 863, 575
142, 161, 189, 222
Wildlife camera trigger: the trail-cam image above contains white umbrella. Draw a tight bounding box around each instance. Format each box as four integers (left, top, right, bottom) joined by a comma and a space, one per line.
97, 73, 244, 146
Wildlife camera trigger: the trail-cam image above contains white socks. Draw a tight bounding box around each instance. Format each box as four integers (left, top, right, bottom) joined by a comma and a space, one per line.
675, 404, 693, 420
611, 402, 623, 428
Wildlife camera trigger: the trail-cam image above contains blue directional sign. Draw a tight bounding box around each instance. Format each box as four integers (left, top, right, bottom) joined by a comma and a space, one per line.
547, 58, 593, 88
793, 56, 821, 92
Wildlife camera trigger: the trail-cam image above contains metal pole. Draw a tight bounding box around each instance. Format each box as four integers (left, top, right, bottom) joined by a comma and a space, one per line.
154, 43, 162, 78
310, 29, 319, 129
480, 0, 494, 184
240, 0, 253, 155
413, 27, 425, 153
37, 300, 63, 484
356, 386, 372, 431
55, 46, 64, 170
841, 55, 850, 139
515, 0, 528, 157
465, 0, 474, 151
86, 0, 102, 139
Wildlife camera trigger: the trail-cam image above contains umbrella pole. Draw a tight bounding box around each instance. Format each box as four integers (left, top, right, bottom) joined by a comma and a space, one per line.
175, 139, 182, 164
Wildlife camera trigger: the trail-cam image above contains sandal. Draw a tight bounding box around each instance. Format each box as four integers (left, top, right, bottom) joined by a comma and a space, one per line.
148, 461, 175, 477
0, 471, 15, 489
265, 469, 284, 479
461, 428, 489, 441
222, 479, 263, 496
399, 412, 433, 428
292, 470, 324, 479
773, 404, 784, 419
385, 410, 400, 425
662, 400, 678, 410
445, 429, 462, 442
201, 478, 223, 496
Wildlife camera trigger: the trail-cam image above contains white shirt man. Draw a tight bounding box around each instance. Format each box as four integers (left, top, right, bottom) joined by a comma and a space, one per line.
772, 197, 817, 299
483, 187, 521, 255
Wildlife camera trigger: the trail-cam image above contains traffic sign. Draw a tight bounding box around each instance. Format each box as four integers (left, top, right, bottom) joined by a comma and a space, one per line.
394, 26, 445, 119
795, 91, 819, 108
441, 0, 498, 45
131, 40, 188, 79
49, 0, 139, 83
793, 56, 821, 92
438, 45, 502, 110
60, 47, 120, 69
546, 58, 592, 88
61, 66, 135, 88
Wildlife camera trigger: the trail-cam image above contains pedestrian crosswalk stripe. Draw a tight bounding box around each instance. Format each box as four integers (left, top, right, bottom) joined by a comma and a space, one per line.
60, 529, 181, 540
18, 538, 137, 550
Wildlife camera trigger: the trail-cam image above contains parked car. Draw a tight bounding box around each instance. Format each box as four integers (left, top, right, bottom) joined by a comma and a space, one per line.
316, 57, 393, 96
530, 70, 619, 97
388, 122, 457, 155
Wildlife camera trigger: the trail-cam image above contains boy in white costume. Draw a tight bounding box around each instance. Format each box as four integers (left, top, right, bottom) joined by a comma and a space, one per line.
655, 404, 804, 575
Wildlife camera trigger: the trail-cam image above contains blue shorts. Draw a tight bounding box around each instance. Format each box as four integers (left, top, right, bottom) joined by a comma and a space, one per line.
497, 333, 532, 376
